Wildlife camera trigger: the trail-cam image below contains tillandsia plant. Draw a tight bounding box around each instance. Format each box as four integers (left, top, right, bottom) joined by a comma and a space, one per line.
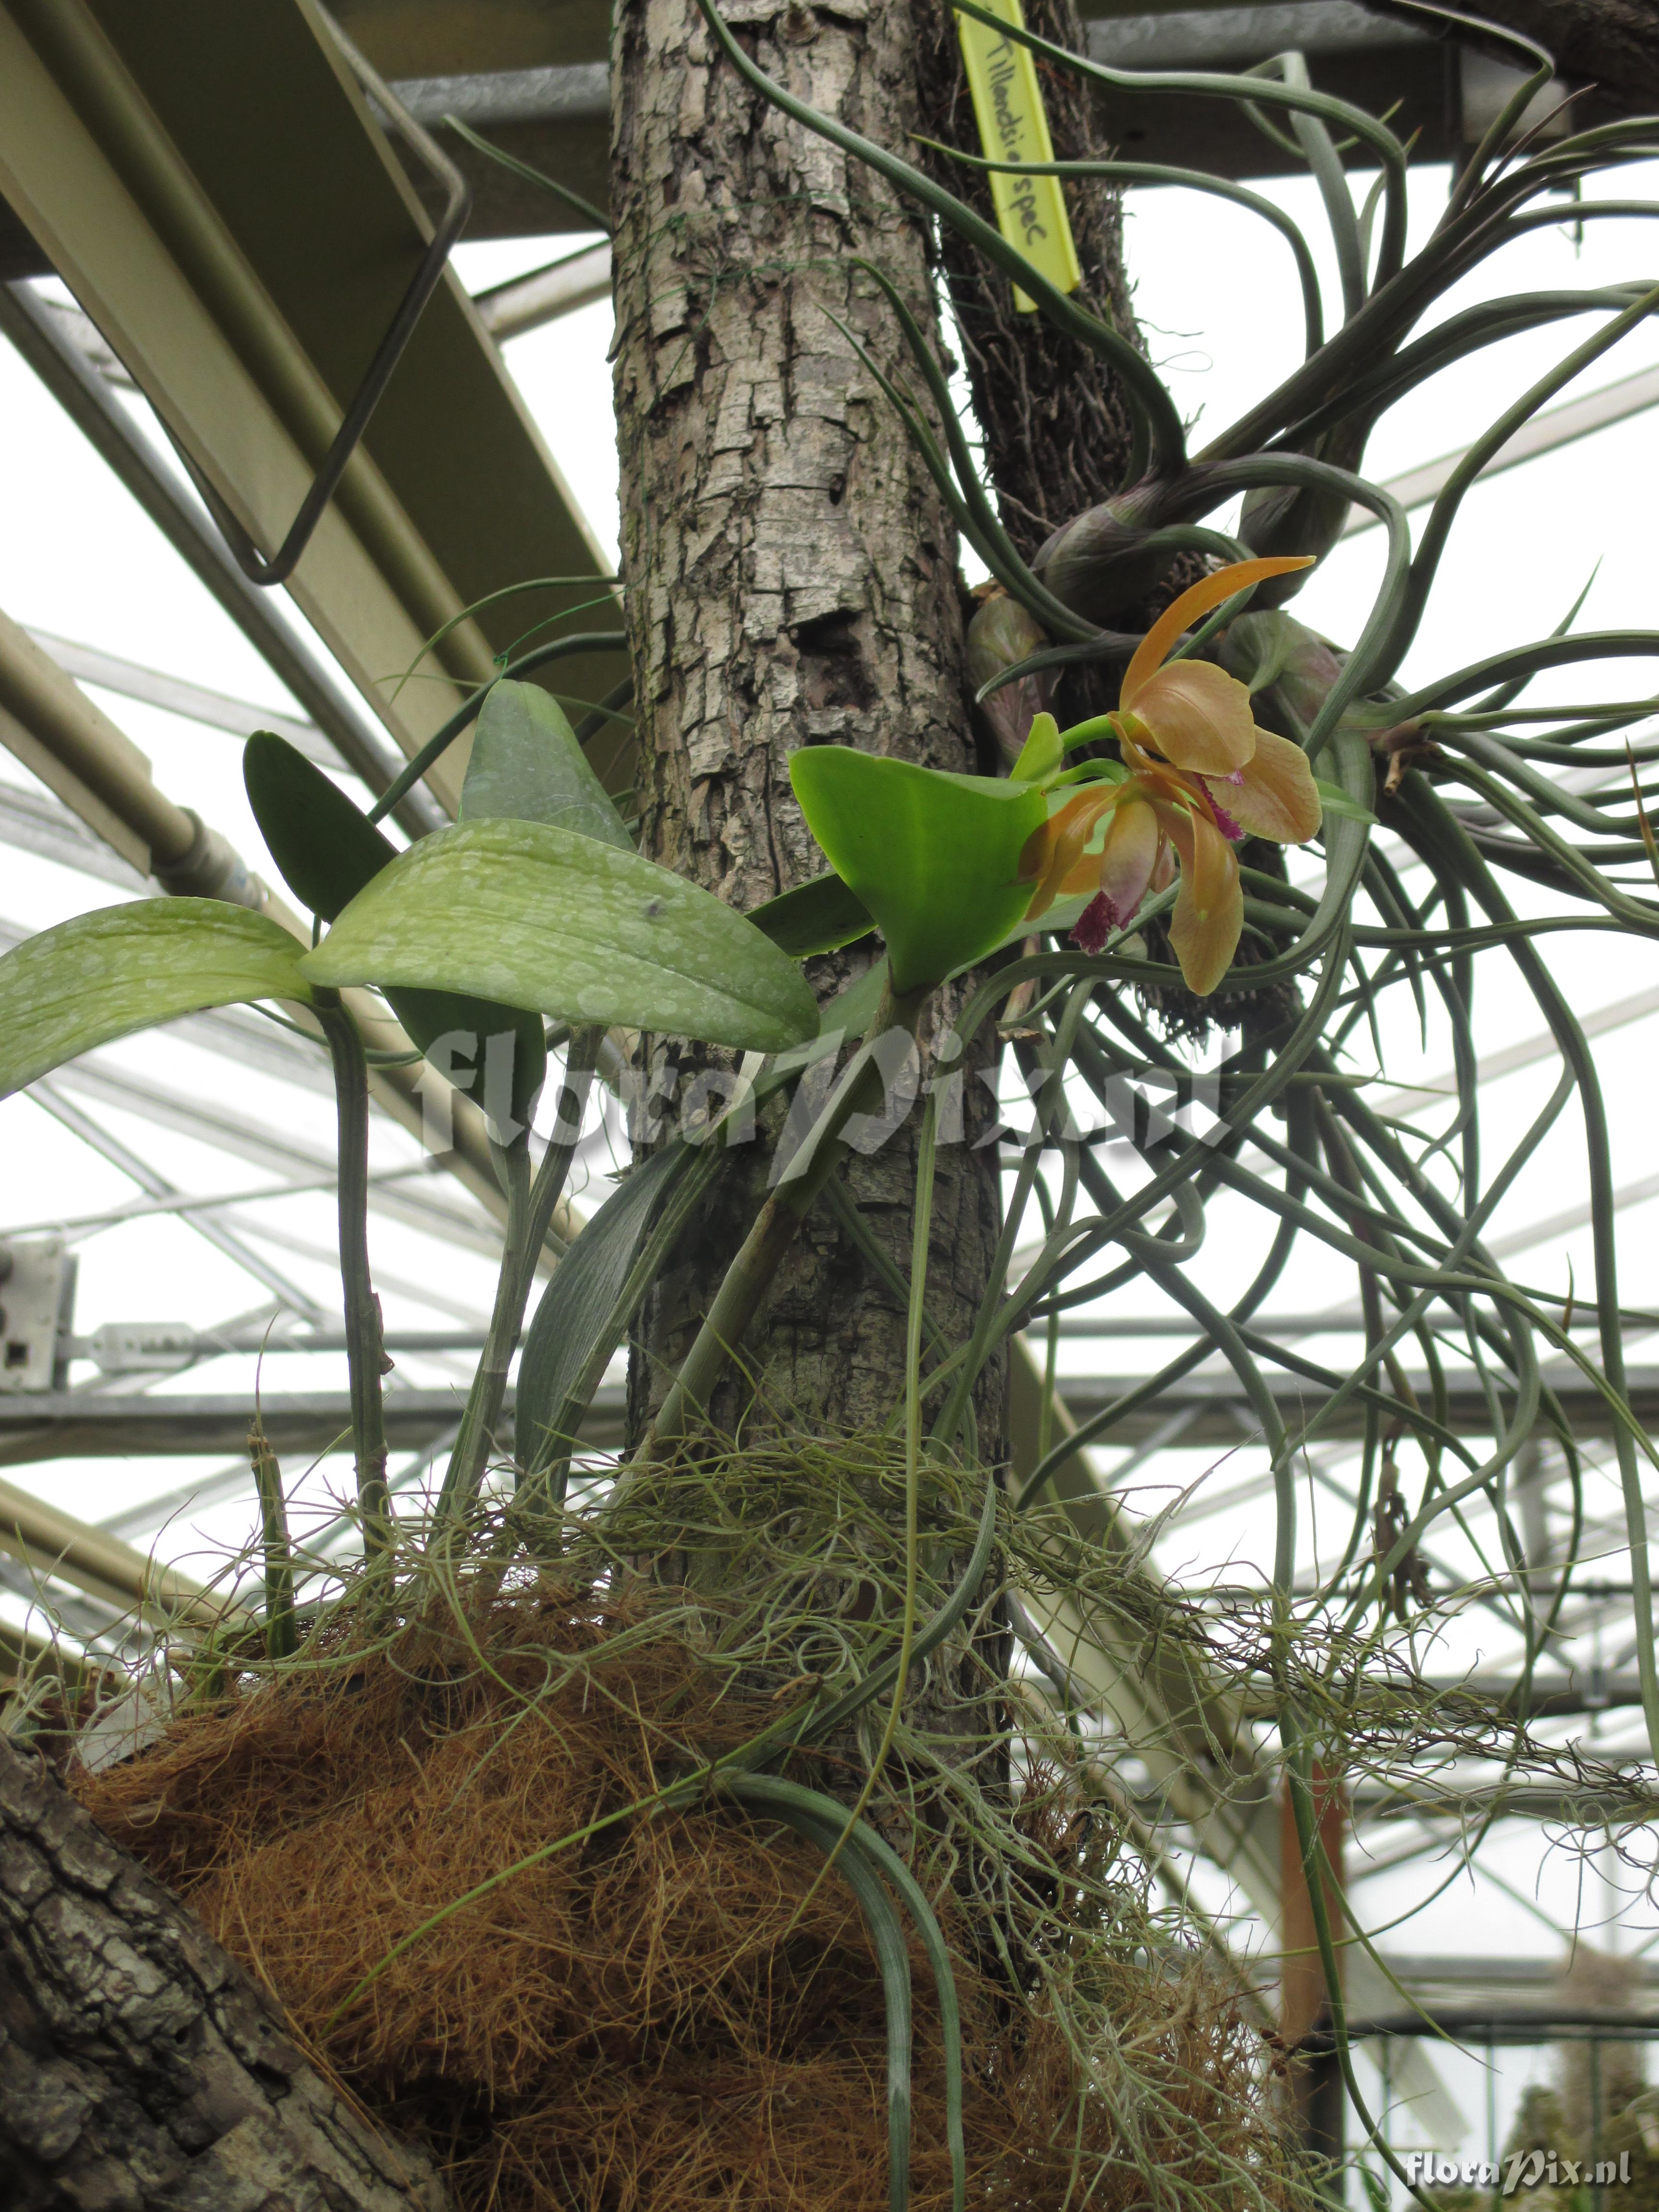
8, 0, 1659, 2206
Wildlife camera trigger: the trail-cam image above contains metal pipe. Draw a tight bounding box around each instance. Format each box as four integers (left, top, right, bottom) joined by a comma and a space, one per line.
475, 242, 613, 341
388, 60, 610, 130
0, 606, 253, 892
0, 1467, 249, 1633
26, 626, 337, 767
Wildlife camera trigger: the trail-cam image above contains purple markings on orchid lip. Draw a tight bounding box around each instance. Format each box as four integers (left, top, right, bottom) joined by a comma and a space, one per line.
1072, 891, 1119, 954
1209, 799, 1245, 843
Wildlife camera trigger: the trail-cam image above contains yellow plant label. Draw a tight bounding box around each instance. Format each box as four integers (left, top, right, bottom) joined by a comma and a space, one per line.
953, 0, 1083, 312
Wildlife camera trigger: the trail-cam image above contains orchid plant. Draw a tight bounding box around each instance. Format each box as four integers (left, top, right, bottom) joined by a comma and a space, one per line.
6, 2, 1659, 2203
790, 557, 1359, 1001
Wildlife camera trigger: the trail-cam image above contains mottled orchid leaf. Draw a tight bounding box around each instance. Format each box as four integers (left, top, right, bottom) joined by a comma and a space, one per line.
301, 818, 820, 1052
246, 732, 546, 1125
0, 902, 313, 1098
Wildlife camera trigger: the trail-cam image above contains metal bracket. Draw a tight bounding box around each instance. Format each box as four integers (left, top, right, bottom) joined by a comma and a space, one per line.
0, 1238, 76, 1394
165, 9, 472, 589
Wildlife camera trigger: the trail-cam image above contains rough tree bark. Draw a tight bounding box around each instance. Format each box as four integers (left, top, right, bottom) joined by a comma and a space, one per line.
611, 0, 1005, 1449
0, 1734, 451, 2212
914, 0, 1141, 568
912, 0, 1202, 741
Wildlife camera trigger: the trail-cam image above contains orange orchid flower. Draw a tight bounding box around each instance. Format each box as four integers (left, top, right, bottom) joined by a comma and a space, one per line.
1020, 557, 1324, 995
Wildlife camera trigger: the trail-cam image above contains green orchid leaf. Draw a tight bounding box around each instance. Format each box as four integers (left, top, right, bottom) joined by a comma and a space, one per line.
517, 1142, 698, 1476
460, 680, 633, 849
987, 891, 1094, 956
244, 731, 396, 922
825, 952, 889, 1038
0, 901, 313, 1100
301, 818, 820, 1053
245, 732, 546, 1125
789, 747, 1046, 994
749, 870, 875, 960
375, 983, 546, 1130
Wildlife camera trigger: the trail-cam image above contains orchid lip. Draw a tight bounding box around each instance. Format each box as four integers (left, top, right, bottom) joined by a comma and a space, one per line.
1072, 892, 1121, 955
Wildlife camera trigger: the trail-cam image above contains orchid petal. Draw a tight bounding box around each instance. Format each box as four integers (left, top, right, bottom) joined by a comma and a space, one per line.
1165, 811, 1243, 996
1132, 659, 1259, 776
1204, 727, 1323, 844
1021, 787, 1116, 920
1053, 791, 1151, 896
1094, 795, 1162, 923
1121, 556, 1315, 709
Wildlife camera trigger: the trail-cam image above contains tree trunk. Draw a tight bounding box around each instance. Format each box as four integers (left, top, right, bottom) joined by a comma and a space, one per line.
912, 0, 1202, 739
611, 0, 1005, 1449
913, 0, 1141, 568
0, 1734, 451, 2212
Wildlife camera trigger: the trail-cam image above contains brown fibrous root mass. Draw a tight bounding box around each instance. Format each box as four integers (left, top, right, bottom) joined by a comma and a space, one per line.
74, 1545, 1294, 2211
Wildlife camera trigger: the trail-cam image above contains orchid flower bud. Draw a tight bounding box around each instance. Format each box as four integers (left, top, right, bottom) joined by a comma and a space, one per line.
1221, 610, 1425, 788
966, 588, 1058, 772
1029, 483, 1174, 625
1237, 421, 1369, 602
1219, 610, 1346, 737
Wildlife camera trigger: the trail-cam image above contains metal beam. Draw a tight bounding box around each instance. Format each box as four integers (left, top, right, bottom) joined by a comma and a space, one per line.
0, 779, 149, 891
1008, 1338, 1284, 1914
28, 1078, 335, 1322
81, 1327, 490, 1369
35, 1058, 502, 1257
0, 278, 443, 838
475, 242, 613, 342
1370, 984, 1659, 1124
1375, 1953, 1659, 1995
0, 0, 624, 802
330, 0, 613, 239
25, 627, 337, 769
1345, 362, 1659, 536
0, 1465, 249, 1630
391, 60, 608, 130
334, 0, 612, 78
0, 1385, 627, 1467
1086, 3, 1431, 69
1230, 1671, 1653, 1720
10, 1357, 1644, 1467
1051, 1362, 1659, 1444
0, 1554, 138, 1662
1305, 2007, 1659, 2045
1080, 0, 1460, 175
